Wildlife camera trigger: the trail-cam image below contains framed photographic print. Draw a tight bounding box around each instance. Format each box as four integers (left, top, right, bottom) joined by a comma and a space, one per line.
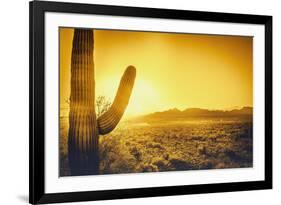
29, 0, 272, 204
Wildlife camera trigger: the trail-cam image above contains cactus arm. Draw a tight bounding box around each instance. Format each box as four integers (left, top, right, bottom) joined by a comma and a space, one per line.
97, 66, 136, 135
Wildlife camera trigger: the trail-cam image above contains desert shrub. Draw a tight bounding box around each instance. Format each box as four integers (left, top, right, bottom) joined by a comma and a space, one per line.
214, 162, 227, 169
141, 163, 159, 172
151, 157, 169, 171
146, 142, 163, 150
200, 159, 214, 169
163, 153, 169, 160
198, 145, 206, 155
130, 146, 142, 161
169, 157, 192, 170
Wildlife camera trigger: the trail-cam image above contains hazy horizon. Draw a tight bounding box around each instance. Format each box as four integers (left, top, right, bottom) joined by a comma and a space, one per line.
60, 105, 253, 120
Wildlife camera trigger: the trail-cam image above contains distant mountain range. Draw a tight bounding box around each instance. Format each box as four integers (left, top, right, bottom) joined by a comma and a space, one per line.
131, 107, 253, 121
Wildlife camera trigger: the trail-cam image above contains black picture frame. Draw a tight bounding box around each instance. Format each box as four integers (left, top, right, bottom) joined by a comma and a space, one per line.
29, 0, 272, 204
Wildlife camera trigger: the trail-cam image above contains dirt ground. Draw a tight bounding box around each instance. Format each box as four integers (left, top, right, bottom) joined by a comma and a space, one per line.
60, 117, 253, 176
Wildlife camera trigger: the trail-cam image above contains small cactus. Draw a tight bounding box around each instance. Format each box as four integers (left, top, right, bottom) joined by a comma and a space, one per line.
68, 29, 136, 175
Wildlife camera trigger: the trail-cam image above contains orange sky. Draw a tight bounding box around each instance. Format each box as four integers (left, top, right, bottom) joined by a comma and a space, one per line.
60, 28, 253, 118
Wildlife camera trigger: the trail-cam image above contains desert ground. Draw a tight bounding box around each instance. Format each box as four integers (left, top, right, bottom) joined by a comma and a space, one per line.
59, 116, 253, 176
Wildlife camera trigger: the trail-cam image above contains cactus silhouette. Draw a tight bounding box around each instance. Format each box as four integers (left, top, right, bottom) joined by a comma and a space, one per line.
68, 29, 136, 175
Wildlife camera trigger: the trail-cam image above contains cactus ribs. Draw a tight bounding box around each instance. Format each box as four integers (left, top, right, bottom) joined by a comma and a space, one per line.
68, 29, 136, 175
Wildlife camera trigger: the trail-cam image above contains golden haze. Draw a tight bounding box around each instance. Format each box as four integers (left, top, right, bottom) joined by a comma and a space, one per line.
60, 28, 253, 118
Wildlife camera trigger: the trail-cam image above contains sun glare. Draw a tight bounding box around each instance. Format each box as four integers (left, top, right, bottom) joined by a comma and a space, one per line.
60, 28, 253, 119
125, 79, 158, 117
97, 76, 158, 117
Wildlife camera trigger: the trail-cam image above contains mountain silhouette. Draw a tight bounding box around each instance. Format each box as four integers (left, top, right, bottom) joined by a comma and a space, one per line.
132, 107, 252, 122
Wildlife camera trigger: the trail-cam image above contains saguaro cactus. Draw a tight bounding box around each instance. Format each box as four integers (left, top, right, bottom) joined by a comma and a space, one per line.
68, 29, 136, 176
